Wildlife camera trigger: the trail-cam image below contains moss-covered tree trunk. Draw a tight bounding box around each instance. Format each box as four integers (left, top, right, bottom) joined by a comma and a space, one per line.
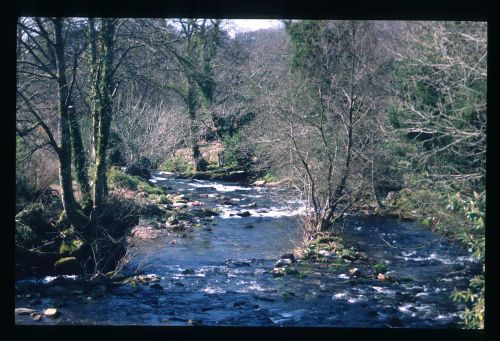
54, 18, 86, 228
88, 18, 100, 162
68, 105, 92, 213
91, 18, 115, 207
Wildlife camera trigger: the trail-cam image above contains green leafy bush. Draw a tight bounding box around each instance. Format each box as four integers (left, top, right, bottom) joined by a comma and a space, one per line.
108, 167, 164, 195
448, 191, 485, 329
15, 222, 40, 248
373, 262, 388, 274
260, 172, 279, 183
109, 167, 141, 190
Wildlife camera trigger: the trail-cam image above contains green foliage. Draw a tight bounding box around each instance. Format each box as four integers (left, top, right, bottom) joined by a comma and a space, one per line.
446, 191, 485, 260
260, 172, 279, 183
108, 167, 164, 195
15, 222, 39, 248
158, 195, 169, 204
161, 156, 194, 174
59, 237, 84, 257
373, 262, 388, 274
339, 247, 356, 258
285, 20, 323, 72
448, 191, 484, 328
328, 258, 347, 270
108, 167, 141, 190
451, 273, 485, 329
138, 182, 164, 195
221, 133, 249, 168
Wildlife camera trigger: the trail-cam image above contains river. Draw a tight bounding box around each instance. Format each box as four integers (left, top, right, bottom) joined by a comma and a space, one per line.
14, 172, 481, 327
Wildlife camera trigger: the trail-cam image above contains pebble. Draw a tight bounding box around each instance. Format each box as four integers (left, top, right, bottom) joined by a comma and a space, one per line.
31, 312, 43, 321
43, 308, 60, 318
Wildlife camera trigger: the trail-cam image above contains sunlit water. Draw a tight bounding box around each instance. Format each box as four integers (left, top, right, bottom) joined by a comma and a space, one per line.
15, 173, 481, 327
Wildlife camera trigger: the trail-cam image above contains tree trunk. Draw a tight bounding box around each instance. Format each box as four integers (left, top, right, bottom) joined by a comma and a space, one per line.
88, 18, 100, 162
68, 105, 92, 213
92, 18, 115, 207
187, 80, 205, 172
54, 18, 86, 228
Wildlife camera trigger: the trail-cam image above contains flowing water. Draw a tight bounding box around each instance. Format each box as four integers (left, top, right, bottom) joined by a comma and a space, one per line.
15, 172, 481, 327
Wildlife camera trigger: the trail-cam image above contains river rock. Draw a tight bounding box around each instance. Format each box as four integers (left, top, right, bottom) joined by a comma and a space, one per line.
349, 268, 362, 277
272, 267, 285, 277
318, 250, 331, 258
195, 187, 216, 192
275, 258, 293, 267
252, 180, 266, 186
31, 312, 43, 321
285, 266, 298, 275
43, 308, 60, 318
222, 200, 237, 206
131, 226, 161, 239
281, 253, 296, 262
182, 268, 196, 275
236, 211, 251, 217
15, 308, 35, 315
150, 283, 163, 290
386, 191, 399, 201
141, 204, 164, 216
167, 216, 179, 225
241, 202, 257, 209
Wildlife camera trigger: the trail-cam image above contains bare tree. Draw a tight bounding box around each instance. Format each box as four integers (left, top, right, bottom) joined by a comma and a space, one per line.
112, 84, 188, 164
250, 21, 390, 231
16, 17, 88, 226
